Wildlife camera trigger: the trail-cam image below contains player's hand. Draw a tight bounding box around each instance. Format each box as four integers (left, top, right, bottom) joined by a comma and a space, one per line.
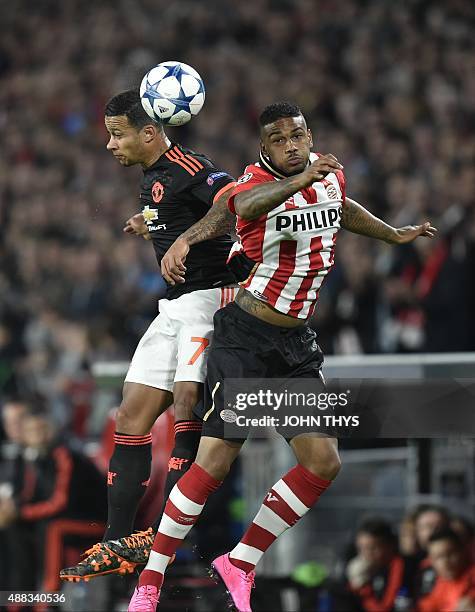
123, 214, 151, 240
300, 154, 343, 187
392, 222, 438, 244
161, 237, 189, 285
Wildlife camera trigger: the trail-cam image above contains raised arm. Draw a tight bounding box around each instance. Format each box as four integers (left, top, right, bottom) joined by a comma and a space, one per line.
341, 197, 437, 244
234, 155, 343, 220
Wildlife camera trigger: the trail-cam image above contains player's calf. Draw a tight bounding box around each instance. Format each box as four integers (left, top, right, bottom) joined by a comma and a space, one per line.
151, 381, 203, 529
105, 383, 173, 541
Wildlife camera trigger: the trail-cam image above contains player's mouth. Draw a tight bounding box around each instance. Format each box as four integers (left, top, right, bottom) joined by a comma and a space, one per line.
287, 156, 304, 166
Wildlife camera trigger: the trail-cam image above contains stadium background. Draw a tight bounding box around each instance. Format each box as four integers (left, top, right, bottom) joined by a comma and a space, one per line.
0, 0, 474, 610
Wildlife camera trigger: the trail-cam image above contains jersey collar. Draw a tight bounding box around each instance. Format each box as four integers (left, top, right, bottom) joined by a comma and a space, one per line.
258, 150, 312, 180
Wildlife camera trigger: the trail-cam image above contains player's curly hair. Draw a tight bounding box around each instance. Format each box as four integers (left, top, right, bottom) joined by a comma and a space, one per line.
105, 89, 161, 129
259, 101, 303, 127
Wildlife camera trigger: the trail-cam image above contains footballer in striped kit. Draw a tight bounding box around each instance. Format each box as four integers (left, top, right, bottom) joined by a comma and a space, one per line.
129, 102, 436, 611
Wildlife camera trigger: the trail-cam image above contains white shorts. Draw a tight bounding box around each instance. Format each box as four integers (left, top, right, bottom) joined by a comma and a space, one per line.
125, 286, 237, 392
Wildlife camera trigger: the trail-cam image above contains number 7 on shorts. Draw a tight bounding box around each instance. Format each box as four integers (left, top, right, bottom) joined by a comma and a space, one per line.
187, 336, 210, 365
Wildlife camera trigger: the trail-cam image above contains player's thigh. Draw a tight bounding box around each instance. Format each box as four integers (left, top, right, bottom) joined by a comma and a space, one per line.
284, 325, 325, 378
173, 287, 237, 388
290, 433, 341, 481
116, 381, 173, 435
174, 322, 214, 389
198, 305, 268, 439
195, 435, 243, 481
172, 380, 202, 421
173, 310, 215, 422
125, 310, 178, 395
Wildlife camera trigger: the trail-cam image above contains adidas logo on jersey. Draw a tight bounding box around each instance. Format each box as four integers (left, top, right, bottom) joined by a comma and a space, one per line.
276, 206, 341, 232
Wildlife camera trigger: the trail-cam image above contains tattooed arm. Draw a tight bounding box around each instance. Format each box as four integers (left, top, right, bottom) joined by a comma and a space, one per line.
341, 197, 437, 244
180, 191, 235, 245
161, 187, 235, 285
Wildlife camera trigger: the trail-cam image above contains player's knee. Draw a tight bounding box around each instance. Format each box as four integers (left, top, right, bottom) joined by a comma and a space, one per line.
196, 455, 231, 481
115, 402, 149, 435
173, 386, 201, 421
115, 403, 135, 433
173, 400, 195, 421
195, 447, 234, 481
300, 448, 341, 481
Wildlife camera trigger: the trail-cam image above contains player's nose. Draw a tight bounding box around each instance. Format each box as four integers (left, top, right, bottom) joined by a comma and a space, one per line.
106, 137, 116, 150
286, 139, 298, 152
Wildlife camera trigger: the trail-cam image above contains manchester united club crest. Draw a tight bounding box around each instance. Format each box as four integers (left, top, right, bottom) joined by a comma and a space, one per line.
151, 180, 164, 203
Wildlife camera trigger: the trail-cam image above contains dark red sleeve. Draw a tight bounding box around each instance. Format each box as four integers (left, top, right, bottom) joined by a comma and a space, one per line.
227, 166, 271, 214
20, 446, 73, 521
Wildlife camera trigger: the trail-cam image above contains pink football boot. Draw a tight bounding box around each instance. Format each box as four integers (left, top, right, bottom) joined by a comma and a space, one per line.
211, 553, 255, 612
128, 585, 160, 611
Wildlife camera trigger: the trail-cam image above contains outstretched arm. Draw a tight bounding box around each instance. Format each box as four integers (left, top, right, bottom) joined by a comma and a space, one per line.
341, 197, 437, 244
161, 187, 235, 285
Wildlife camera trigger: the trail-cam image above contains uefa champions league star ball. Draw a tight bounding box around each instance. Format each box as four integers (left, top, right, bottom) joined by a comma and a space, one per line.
140, 61, 205, 126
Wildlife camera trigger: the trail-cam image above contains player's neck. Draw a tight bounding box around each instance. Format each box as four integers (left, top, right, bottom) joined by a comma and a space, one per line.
259, 150, 310, 179
141, 136, 172, 169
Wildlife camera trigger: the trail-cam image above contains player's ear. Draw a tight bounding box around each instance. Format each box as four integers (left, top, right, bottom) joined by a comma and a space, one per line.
260, 141, 269, 159
142, 124, 157, 144
307, 129, 313, 148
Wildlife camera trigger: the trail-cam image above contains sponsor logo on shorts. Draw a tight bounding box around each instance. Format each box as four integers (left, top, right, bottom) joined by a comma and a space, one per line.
220, 409, 238, 423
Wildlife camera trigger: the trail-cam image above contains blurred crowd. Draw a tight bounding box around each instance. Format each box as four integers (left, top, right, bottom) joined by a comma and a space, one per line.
1, 0, 475, 408
333, 505, 475, 611
0, 394, 107, 594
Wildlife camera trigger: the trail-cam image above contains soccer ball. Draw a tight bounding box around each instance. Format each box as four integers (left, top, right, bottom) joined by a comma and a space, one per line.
140, 61, 205, 126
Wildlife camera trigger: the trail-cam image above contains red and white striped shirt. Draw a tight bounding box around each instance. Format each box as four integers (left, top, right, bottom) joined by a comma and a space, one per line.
227, 152, 345, 319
